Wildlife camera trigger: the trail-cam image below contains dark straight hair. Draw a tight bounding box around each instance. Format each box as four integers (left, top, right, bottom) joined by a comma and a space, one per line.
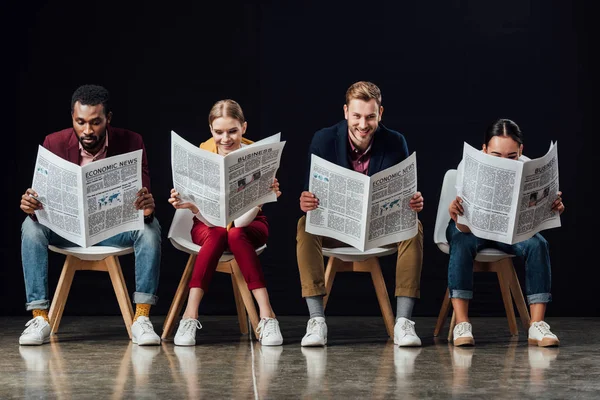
484, 118, 523, 146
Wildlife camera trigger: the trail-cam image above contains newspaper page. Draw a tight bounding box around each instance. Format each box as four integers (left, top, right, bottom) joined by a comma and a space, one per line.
172, 131, 225, 226
456, 142, 560, 244
31, 146, 144, 247
171, 131, 285, 227
366, 152, 419, 249
82, 149, 144, 244
513, 141, 561, 243
224, 134, 285, 222
306, 153, 419, 251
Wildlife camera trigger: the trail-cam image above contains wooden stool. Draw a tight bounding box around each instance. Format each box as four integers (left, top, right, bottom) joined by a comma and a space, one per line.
161, 250, 262, 340
162, 209, 263, 340
434, 257, 531, 341
323, 247, 398, 338
47, 245, 135, 338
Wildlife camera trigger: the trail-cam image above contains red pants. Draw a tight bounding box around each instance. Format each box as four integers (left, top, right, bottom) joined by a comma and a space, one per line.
189, 217, 268, 291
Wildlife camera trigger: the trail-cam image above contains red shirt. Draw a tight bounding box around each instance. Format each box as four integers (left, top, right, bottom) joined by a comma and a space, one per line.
347, 135, 373, 174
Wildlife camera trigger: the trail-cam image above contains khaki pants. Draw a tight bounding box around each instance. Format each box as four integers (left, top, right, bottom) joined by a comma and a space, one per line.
296, 215, 423, 298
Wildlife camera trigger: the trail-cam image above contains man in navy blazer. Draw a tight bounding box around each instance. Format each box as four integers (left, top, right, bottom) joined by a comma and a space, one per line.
18, 85, 162, 346
297, 81, 424, 347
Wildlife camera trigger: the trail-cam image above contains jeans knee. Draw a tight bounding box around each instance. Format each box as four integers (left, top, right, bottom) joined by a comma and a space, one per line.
449, 232, 477, 255
525, 234, 549, 257
137, 219, 162, 247
21, 218, 48, 245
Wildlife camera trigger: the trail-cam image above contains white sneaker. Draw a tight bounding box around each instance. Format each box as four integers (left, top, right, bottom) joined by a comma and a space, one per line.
131, 316, 161, 346
528, 321, 560, 347
301, 317, 327, 347
453, 322, 475, 346
394, 317, 422, 347
256, 318, 283, 346
174, 318, 202, 346
19, 316, 51, 346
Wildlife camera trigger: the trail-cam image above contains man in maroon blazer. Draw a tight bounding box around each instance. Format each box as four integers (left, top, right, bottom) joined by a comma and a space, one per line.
18, 85, 162, 346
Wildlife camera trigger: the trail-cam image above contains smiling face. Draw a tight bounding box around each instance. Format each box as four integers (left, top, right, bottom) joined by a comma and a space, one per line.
72, 101, 112, 154
343, 98, 383, 151
483, 135, 523, 159
210, 116, 247, 156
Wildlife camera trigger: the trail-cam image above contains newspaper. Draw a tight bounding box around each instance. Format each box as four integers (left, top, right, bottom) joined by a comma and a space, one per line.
171, 131, 286, 227
305, 153, 419, 251
31, 146, 144, 247
456, 141, 561, 244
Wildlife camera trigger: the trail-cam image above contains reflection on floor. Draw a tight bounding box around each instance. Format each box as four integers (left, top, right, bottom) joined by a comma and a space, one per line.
1, 316, 599, 399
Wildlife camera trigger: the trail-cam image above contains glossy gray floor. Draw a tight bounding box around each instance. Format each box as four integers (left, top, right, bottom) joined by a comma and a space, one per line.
1, 316, 599, 399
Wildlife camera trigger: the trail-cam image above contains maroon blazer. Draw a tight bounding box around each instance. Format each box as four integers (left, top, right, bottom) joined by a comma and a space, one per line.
42, 126, 152, 192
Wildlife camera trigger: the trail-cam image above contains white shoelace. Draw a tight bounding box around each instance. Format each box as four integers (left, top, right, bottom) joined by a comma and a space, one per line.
533, 321, 552, 336
398, 319, 416, 336
257, 318, 278, 339
137, 319, 155, 334
307, 319, 326, 336
181, 319, 202, 336
455, 322, 472, 336
22, 317, 45, 335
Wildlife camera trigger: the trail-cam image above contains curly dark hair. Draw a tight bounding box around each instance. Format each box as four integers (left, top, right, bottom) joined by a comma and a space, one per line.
71, 84, 111, 116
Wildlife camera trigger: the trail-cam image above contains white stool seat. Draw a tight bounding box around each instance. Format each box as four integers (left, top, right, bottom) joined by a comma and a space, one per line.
48, 245, 134, 261
322, 246, 397, 262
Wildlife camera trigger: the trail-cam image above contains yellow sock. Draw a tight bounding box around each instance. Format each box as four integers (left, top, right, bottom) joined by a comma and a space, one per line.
134, 304, 151, 321
32, 309, 49, 322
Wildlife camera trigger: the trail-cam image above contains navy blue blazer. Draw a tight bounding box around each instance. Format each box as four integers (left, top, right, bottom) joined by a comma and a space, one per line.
304, 120, 410, 190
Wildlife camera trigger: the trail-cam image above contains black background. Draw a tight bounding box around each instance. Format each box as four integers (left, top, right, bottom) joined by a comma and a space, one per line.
2, 1, 597, 318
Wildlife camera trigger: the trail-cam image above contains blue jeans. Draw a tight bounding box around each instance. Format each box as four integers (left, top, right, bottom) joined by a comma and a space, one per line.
446, 220, 551, 304
21, 216, 161, 310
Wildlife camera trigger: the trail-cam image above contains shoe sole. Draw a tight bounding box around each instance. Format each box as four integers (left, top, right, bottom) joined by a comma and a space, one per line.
301, 339, 327, 347
453, 337, 475, 346
260, 340, 283, 346
394, 336, 422, 347
132, 338, 161, 346
19, 338, 50, 346
174, 341, 195, 346
528, 338, 560, 347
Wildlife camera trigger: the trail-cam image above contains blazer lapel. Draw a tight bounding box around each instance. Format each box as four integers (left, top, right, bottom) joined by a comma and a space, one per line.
367, 125, 385, 176
66, 130, 81, 164
335, 121, 351, 169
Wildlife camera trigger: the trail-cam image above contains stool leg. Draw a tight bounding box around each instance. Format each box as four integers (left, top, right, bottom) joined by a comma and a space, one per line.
496, 265, 518, 336
448, 311, 457, 342
162, 254, 196, 339
367, 259, 395, 339
230, 266, 249, 335
434, 288, 452, 337
106, 256, 134, 339
506, 261, 531, 331
323, 257, 338, 310
48, 256, 78, 334
230, 259, 260, 336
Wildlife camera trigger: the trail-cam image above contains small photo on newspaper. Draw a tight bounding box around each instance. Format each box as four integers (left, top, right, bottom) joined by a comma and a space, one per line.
306, 153, 419, 252
456, 141, 561, 244
31, 146, 144, 247
171, 131, 286, 228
